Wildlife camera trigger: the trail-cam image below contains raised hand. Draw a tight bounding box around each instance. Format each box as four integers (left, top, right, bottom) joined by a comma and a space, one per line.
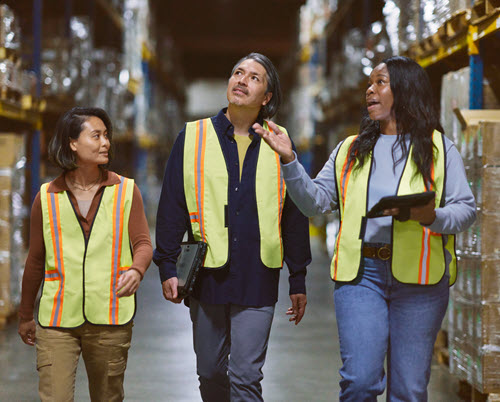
252, 121, 295, 164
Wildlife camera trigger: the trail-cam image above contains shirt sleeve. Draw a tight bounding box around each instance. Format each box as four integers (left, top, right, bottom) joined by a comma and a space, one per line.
128, 184, 153, 279
19, 193, 45, 321
281, 142, 342, 217
153, 127, 191, 283
281, 141, 312, 295
427, 140, 477, 234
281, 192, 312, 295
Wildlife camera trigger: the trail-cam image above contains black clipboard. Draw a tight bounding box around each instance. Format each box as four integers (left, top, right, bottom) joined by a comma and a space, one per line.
366, 191, 435, 221
176, 241, 207, 297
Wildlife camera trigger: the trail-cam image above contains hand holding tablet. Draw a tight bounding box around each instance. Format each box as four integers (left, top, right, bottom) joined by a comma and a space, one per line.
366, 191, 436, 222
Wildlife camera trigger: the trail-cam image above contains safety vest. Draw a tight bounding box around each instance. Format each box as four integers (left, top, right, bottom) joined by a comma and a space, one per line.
183, 118, 286, 268
38, 175, 135, 328
332, 131, 456, 285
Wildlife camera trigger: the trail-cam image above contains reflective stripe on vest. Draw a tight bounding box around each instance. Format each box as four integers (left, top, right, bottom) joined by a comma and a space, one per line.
38, 176, 135, 328
255, 121, 287, 267
332, 131, 456, 285
183, 118, 286, 268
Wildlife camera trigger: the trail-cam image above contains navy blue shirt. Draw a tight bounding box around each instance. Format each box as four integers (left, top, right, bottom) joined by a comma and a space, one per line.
153, 109, 311, 307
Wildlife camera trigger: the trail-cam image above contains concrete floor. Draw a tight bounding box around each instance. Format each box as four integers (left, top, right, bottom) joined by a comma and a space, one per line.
0, 239, 461, 401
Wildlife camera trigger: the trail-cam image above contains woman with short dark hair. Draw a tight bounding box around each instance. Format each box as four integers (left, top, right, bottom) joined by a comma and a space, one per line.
18, 107, 152, 401
254, 56, 476, 400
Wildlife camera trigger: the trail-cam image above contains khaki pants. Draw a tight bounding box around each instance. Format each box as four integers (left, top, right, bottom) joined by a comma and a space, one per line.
36, 321, 133, 402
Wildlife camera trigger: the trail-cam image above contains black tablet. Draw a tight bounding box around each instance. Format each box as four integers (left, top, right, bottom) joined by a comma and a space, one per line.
176, 241, 207, 297
366, 191, 435, 219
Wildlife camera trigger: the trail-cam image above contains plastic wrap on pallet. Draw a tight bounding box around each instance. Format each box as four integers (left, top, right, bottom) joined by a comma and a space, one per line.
0, 59, 16, 90
41, 17, 93, 99
342, 29, 364, 89
70, 16, 93, 103
481, 122, 500, 167
338, 23, 392, 92
87, 48, 131, 137
0, 5, 21, 51
383, 0, 419, 54
450, 120, 500, 393
362, 22, 393, 74
7, 156, 26, 308
440, 67, 470, 148
418, 0, 472, 39
41, 38, 72, 97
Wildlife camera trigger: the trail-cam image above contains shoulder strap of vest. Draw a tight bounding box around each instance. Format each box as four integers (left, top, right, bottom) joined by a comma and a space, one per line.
438, 131, 447, 208
335, 135, 358, 211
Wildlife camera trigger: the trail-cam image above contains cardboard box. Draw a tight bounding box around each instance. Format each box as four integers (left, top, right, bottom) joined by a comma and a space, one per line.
483, 167, 500, 213
475, 352, 500, 393
481, 303, 500, 347
0, 134, 24, 168
481, 122, 500, 166
481, 211, 500, 258
482, 259, 500, 303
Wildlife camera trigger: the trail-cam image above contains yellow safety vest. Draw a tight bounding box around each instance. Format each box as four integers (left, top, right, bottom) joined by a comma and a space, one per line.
183, 118, 286, 268
332, 131, 456, 285
38, 175, 135, 328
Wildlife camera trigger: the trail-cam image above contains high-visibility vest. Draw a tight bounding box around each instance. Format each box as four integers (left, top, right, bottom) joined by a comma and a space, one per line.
183, 118, 286, 268
332, 131, 456, 285
38, 175, 136, 328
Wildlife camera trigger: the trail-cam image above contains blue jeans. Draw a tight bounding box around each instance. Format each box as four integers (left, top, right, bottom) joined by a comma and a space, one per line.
189, 298, 275, 402
334, 253, 449, 402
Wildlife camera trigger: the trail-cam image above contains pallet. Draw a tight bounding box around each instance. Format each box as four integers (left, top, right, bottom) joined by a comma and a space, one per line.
408, 11, 469, 60
471, 0, 500, 25
21, 94, 41, 111
445, 9, 471, 38
458, 380, 500, 402
409, 30, 445, 59
0, 85, 21, 104
0, 47, 20, 63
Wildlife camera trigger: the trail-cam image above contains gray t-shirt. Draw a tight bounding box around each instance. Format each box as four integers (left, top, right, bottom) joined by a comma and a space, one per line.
282, 134, 476, 244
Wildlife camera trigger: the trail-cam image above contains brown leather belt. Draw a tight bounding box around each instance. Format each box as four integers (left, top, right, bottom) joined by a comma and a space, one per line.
362, 244, 392, 260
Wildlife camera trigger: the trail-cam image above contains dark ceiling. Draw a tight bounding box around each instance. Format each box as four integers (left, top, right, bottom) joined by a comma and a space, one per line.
154, 0, 307, 81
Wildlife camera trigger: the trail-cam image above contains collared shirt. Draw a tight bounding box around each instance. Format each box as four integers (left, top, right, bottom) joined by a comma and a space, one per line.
153, 109, 311, 307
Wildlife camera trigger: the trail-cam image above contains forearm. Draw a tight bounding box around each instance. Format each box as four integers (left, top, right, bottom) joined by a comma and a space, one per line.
19, 274, 43, 321
19, 193, 45, 320
428, 143, 477, 234
428, 202, 476, 234
282, 151, 339, 217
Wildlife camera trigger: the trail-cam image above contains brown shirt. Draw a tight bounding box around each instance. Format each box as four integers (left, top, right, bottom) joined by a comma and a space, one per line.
19, 170, 153, 321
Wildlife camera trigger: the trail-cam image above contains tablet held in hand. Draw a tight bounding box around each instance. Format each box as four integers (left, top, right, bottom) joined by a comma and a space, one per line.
366, 191, 435, 220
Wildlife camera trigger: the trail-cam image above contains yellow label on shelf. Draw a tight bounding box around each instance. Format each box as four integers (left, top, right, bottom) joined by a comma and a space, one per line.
468, 25, 479, 55
127, 78, 140, 95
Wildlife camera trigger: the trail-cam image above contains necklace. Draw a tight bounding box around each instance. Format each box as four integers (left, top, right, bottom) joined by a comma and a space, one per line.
68, 173, 101, 191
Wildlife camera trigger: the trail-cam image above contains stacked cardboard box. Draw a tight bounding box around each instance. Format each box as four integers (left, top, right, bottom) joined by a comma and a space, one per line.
0, 133, 26, 329
450, 112, 500, 393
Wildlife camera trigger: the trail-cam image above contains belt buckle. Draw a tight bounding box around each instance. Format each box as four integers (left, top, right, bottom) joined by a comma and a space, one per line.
377, 246, 391, 261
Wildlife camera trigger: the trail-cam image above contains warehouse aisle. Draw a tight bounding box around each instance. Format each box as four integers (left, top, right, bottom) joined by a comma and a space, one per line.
0, 238, 460, 401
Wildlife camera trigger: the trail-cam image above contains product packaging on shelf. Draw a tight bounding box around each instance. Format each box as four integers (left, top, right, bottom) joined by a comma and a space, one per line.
0, 133, 27, 329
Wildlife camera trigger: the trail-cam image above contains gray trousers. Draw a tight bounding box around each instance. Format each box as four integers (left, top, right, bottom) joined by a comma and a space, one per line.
189, 297, 275, 402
